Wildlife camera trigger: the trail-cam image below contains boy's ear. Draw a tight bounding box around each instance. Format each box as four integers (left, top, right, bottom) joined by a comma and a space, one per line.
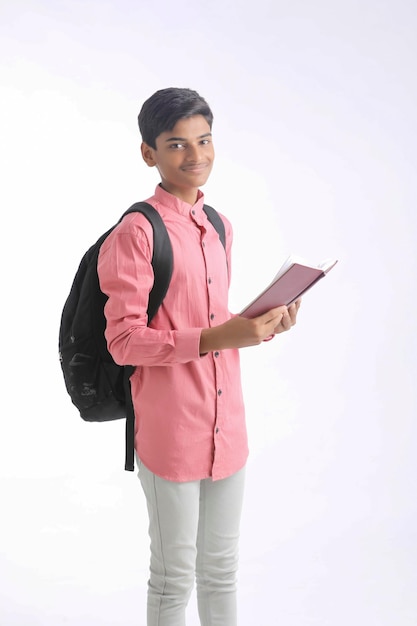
141, 142, 157, 167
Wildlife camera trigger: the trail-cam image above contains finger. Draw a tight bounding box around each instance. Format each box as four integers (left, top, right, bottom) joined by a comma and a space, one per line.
281, 311, 293, 330
288, 303, 298, 324
273, 313, 290, 333
260, 306, 287, 324
268, 313, 284, 331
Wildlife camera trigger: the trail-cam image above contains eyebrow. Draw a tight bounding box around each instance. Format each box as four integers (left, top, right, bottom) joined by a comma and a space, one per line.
164, 132, 212, 142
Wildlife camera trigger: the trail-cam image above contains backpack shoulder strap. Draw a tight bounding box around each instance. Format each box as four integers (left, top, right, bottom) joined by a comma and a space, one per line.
117, 202, 174, 472
120, 201, 174, 323
203, 204, 226, 250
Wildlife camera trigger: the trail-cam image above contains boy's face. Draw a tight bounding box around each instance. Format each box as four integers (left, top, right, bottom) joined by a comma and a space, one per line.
141, 115, 214, 204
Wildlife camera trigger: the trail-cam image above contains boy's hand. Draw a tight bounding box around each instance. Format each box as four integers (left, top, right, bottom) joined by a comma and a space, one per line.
199, 300, 301, 354
273, 299, 301, 334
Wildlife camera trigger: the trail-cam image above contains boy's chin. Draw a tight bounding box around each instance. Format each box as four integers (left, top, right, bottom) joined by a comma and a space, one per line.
185, 172, 212, 186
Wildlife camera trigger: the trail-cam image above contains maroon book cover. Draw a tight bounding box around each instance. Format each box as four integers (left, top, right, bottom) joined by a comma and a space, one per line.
240, 257, 338, 319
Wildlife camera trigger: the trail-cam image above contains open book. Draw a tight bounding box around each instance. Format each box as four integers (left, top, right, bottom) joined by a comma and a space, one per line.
240, 255, 338, 318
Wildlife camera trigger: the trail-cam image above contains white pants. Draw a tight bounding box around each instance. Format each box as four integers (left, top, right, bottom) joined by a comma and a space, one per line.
138, 461, 246, 626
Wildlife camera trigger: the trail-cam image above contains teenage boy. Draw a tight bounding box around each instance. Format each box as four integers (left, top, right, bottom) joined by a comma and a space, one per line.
97, 87, 300, 626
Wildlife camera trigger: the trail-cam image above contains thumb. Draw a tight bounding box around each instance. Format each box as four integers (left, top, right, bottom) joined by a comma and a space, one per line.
259, 306, 287, 325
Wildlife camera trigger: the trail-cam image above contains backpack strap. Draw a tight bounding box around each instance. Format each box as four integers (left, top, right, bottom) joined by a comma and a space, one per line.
121, 202, 174, 322
203, 204, 226, 250
118, 202, 174, 471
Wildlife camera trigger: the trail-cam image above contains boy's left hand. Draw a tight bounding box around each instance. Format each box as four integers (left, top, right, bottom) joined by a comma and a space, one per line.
273, 299, 301, 334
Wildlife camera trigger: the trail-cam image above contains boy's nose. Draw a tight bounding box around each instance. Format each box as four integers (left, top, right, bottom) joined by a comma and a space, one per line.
185, 144, 202, 161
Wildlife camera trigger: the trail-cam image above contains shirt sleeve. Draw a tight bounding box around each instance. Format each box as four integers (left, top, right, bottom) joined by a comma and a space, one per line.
97, 220, 202, 367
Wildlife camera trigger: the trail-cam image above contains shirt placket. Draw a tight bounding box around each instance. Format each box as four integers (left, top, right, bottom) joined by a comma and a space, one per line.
192, 208, 226, 475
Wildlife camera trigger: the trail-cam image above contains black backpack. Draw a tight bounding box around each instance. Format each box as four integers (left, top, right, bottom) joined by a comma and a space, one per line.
59, 201, 226, 471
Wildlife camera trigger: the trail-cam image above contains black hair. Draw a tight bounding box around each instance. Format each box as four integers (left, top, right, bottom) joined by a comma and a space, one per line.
138, 87, 214, 149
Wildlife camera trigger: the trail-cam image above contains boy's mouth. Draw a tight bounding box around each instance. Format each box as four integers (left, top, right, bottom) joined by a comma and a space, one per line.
181, 163, 210, 172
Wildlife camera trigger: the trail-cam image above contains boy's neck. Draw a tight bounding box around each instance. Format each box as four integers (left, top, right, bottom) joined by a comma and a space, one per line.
159, 183, 200, 206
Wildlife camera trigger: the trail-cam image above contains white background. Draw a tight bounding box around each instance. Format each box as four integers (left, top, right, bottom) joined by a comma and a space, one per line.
1, 1, 416, 624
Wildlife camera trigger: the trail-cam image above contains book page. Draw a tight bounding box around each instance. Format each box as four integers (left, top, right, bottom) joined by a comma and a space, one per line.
272, 255, 337, 283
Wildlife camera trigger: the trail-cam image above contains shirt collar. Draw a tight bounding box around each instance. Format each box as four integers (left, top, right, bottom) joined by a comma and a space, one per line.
154, 184, 205, 216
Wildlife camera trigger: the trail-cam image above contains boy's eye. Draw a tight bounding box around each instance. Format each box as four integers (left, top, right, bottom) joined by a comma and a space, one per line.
168, 139, 211, 149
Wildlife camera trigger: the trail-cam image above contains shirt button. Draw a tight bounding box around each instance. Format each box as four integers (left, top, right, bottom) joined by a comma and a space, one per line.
215, 427, 219, 434
217, 389, 222, 396
208, 277, 212, 284
210, 313, 215, 320
214, 351, 220, 358
192, 209, 196, 215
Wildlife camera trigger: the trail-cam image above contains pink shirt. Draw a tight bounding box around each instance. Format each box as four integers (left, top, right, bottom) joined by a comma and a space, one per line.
97, 185, 248, 481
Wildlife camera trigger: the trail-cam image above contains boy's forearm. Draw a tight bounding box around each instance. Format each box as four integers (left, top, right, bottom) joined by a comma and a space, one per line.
199, 326, 224, 355
200, 322, 246, 353
199, 309, 285, 354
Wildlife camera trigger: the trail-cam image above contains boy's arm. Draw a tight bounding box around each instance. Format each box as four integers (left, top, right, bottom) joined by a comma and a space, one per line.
199, 300, 300, 353
98, 222, 203, 367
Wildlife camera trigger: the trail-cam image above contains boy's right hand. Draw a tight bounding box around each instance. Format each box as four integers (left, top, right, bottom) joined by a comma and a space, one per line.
200, 306, 289, 353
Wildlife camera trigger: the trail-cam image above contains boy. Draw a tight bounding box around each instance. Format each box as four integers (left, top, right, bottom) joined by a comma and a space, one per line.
97, 88, 300, 626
